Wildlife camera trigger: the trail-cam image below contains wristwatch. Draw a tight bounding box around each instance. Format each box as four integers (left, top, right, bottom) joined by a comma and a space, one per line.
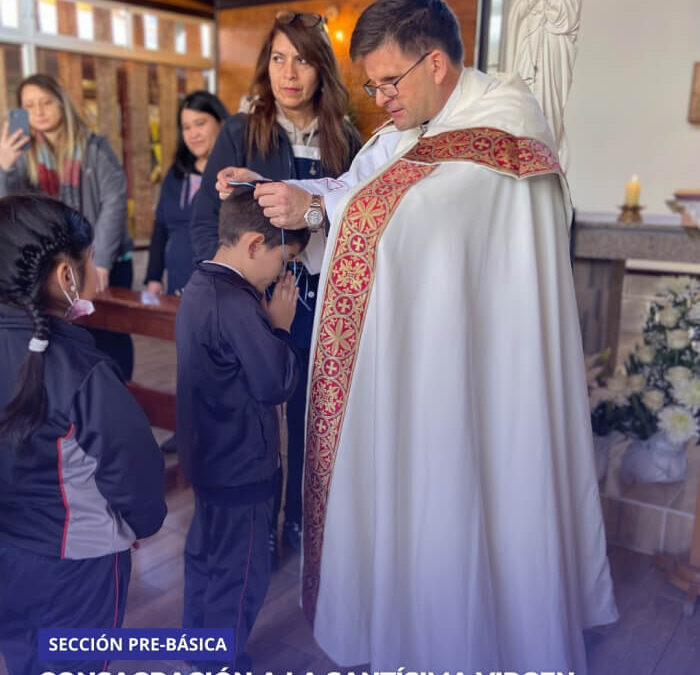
303, 194, 325, 231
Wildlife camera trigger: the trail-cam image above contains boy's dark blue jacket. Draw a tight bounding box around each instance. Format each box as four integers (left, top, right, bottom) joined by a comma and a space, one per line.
0, 304, 167, 559
176, 262, 300, 505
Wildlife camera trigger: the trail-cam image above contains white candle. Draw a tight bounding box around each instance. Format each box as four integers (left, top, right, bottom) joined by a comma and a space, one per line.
625, 174, 641, 207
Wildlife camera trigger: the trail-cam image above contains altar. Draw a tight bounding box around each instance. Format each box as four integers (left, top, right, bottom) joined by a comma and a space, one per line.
571, 215, 700, 366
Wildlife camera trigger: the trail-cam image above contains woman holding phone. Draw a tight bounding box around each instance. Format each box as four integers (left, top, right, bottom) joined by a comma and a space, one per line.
0, 73, 134, 379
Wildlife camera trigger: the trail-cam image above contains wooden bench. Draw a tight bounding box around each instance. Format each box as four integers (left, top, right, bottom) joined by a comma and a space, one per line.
77, 287, 184, 489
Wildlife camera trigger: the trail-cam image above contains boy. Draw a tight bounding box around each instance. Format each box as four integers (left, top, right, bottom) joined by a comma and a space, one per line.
176, 186, 309, 670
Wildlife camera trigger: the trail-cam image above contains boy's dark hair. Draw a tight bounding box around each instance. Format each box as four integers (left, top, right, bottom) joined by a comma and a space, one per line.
350, 0, 464, 66
0, 195, 94, 449
173, 90, 229, 179
219, 187, 311, 251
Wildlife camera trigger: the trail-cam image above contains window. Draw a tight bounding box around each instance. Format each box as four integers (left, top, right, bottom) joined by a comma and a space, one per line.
76, 2, 93, 41
200, 22, 211, 58
37, 0, 57, 34
0, 0, 19, 28
174, 21, 186, 54
478, 0, 506, 73
144, 13, 157, 50
486, 0, 504, 72
111, 8, 128, 46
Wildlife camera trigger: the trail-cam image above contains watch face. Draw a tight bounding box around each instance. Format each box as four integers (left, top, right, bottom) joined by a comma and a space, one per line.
306, 207, 324, 227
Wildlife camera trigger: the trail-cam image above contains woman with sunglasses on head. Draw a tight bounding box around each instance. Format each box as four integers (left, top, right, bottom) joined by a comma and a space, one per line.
0, 74, 134, 380
190, 10, 361, 570
145, 90, 229, 297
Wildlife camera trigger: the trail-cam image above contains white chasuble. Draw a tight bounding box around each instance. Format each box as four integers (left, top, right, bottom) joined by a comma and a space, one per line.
302, 69, 618, 673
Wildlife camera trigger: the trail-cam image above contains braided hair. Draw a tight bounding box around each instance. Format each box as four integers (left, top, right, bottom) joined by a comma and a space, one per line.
0, 194, 94, 448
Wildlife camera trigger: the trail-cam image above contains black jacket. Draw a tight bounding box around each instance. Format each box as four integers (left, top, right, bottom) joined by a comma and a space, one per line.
145, 167, 200, 294
0, 305, 166, 559
191, 112, 362, 261
176, 262, 299, 504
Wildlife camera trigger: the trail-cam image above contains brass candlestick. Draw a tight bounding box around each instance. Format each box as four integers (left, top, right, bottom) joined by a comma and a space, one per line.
617, 204, 644, 224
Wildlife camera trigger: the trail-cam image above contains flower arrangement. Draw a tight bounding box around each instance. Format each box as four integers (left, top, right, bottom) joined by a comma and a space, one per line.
587, 349, 629, 437
588, 275, 700, 445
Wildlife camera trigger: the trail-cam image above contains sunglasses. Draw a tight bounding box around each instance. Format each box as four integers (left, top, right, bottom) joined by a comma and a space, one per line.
275, 11, 327, 28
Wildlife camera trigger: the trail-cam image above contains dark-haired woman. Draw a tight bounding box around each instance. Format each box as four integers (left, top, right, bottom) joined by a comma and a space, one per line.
0, 73, 135, 379
190, 12, 361, 568
0, 195, 166, 675
145, 90, 228, 295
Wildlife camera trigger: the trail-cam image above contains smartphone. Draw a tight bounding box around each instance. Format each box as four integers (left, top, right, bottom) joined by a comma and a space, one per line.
8, 108, 30, 144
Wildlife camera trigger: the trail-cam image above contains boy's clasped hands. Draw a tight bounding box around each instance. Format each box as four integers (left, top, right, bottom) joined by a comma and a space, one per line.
263, 271, 299, 333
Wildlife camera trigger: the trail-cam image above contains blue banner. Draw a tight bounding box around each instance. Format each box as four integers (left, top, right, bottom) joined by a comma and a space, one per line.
38, 628, 235, 661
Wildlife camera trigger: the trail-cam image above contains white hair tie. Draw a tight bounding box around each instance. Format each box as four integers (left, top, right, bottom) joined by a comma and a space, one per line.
28, 337, 49, 353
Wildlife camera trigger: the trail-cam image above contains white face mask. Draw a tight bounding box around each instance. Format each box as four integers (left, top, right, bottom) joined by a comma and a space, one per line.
61, 266, 95, 321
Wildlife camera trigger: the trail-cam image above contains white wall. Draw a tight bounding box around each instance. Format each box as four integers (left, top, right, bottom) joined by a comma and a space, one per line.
565, 0, 700, 215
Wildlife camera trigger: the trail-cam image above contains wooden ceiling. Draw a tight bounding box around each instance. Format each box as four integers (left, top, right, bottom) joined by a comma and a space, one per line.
127, 0, 293, 18
127, 0, 215, 18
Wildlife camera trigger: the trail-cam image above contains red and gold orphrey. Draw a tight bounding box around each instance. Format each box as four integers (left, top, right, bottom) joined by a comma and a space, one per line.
302, 127, 563, 622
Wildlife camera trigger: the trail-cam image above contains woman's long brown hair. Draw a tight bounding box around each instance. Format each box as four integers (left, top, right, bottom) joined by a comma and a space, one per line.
247, 20, 353, 177
17, 74, 90, 187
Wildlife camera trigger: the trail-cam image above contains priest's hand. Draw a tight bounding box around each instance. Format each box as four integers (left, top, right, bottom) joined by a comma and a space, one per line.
255, 182, 321, 229
263, 271, 299, 332
215, 166, 264, 200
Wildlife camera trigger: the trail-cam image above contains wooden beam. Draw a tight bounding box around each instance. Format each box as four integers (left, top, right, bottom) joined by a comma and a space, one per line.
185, 22, 201, 56
132, 13, 145, 48
157, 64, 178, 171
158, 17, 175, 53
185, 68, 205, 92
94, 57, 122, 160
93, 7, 112, 43
57, 0, 77, 37
123, 61, 153, 241
57, 52, 84, 114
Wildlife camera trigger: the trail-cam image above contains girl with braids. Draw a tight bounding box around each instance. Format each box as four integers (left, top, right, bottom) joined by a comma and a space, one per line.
0, 195, 166, 675
191, 11, 361, 567
0, 73, 134, 380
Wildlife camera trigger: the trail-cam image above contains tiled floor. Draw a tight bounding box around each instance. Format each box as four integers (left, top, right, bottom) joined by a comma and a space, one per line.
5, 484, 699, 675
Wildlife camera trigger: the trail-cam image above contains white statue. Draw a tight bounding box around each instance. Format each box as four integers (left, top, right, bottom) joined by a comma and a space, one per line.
503, 0, 582, 170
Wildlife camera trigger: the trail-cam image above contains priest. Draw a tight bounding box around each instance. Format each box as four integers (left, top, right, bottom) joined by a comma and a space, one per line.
216, 0, 618, 670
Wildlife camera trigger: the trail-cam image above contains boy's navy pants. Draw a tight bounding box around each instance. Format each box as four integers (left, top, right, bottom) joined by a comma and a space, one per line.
0, 543, 131, 675
183, 492, 274, 669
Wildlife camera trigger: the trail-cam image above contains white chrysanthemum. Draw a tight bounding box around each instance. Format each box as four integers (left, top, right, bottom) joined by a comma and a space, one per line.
689, 302, 700, 322
667, 329, 690, 350
658, 276, 693, 296
658, 306, 681, 328
628, 373, 646, 392
599, 373, 630, 406
658, 406, 697, 444
589, 386, 607, 411
642, 389, 665, 413
667, 366, 693, 388
636, 344, 655, 364
675, 379, 700, 412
